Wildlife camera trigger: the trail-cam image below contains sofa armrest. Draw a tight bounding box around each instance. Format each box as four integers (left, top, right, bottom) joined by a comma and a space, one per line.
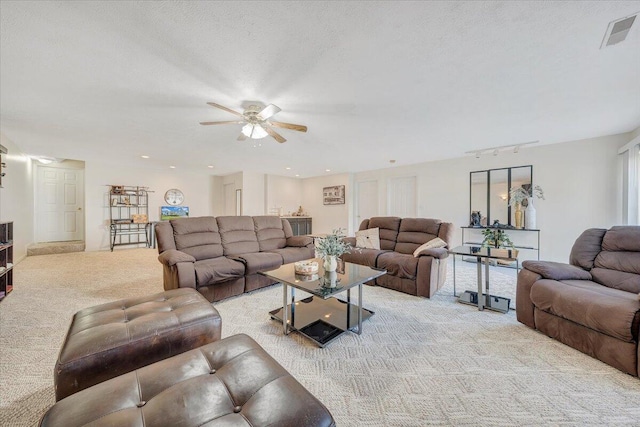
158, 249, 196, 267
522, 260, 591, 281
286, 236, 313, 247
416, 247, 449, 259
342, 237, 356, 247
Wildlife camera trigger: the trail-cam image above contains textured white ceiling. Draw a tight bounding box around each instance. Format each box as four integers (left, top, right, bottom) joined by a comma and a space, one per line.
1, 1, 639, 177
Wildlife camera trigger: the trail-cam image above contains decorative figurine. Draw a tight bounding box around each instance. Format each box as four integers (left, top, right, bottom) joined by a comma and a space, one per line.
470, 211, 482, 227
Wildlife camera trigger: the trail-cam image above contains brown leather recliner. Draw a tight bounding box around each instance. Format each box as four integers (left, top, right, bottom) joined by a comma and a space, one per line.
155, 216, 314, 302
341, 217, 454, 298
517, 226, 640, 376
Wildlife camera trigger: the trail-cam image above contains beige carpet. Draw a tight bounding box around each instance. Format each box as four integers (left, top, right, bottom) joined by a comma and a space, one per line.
1, 249, 639, 426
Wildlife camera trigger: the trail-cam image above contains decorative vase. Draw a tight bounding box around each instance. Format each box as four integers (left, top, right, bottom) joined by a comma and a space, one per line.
323, 255, 337, 273
323, 271, 338, 288
514, 202, 523, 229
525, 197, 536, 229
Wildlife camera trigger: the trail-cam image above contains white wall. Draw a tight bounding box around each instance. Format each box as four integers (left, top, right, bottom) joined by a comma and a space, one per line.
0, 133, 34, 262
84, 162, 212, 251
210, 175, 224, 217
351, 132, 631, 262
301, 174, 352, 235
265, 174, 302, 216
242, 172, 265, 216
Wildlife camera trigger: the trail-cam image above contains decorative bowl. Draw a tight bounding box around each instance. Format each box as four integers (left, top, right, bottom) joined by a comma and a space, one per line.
294, 260, 319, 275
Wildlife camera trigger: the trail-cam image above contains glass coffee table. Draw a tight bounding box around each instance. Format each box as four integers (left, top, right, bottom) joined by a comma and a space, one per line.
260, 259, 386, 347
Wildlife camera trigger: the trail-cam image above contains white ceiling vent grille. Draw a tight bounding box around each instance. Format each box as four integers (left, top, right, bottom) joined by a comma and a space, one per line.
601, 13, 638, 48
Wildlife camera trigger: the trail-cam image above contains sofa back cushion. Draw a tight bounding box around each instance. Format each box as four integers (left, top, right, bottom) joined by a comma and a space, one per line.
569, 228, 607, 270
591, 226, 640, 293
217, 216, 260, 256
170, 217, 223, 261
395, 218, 443, 255
364, 217, 401, 250
254, 216, 287, 251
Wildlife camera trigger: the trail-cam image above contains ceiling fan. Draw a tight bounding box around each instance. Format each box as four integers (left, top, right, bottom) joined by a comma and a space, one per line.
199, 102, 307, 143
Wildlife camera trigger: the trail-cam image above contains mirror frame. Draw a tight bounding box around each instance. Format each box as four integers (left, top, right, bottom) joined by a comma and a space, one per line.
469, 165, 533, 227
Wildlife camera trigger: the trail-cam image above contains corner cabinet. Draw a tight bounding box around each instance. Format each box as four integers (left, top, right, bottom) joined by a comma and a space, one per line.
108, 186, 151, 251
283, 217, 312, 236
0, 222, 14, 301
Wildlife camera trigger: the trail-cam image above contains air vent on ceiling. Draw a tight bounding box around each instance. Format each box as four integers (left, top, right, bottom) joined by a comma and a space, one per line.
601, 13, 637, 48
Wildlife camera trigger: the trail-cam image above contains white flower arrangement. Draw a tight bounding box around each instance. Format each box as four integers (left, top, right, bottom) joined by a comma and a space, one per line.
508, 185, 545, 206
316, 228, 352, 258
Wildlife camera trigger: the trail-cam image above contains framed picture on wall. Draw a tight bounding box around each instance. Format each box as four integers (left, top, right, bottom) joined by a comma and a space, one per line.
160, 206, 190, 220
323, 185, 345, 205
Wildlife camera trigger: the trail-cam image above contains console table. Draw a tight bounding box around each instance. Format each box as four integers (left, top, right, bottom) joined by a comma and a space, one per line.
448, 245, 519, 313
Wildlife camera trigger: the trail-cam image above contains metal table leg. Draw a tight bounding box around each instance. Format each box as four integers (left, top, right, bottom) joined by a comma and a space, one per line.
485, 258, 490, 309
282, 283, 289, 335
476, 255, 483, 311
453, 254, 457, 297
358, 283, 363, 334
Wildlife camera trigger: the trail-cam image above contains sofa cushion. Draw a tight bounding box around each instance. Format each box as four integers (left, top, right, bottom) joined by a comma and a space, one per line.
367, 217, 401, 250
413, 237, 447, 257
376, 252, 419, 280
602, 226, 640, 252
569, 228, 607, 270
171, 216, 223, 261
395, 218, 442, 255
530, 279, 640, 343
235, 252, 284, 275
217, 216, 260, 256
254, 216, 287, 251
591, 226, 640, 293
356, 228, 380, 250
267, 247, 315, 264
341, 248, 387, 268
194, 257, 245, 286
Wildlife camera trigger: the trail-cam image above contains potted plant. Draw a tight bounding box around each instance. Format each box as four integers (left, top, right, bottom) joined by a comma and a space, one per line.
481, 228, 515, 249
316, 228, 352, 272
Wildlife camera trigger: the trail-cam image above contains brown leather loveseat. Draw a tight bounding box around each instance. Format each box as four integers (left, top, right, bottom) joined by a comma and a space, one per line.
341, 217, 454, 298
155, 216, 314, 301
517, 226, 640, 376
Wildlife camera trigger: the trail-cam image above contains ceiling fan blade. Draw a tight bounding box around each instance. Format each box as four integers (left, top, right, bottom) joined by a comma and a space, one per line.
263, 126, 286, 143
206, 102, 245, 118
199, 120, 245, 126
257, 104, 281, 120
237, 132, 247, 141
267, 121, 308, 133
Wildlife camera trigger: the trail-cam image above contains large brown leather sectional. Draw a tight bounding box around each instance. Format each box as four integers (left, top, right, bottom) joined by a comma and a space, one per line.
342, 217, 454, 298
155, 216, 314, 302
43, 289, 336, 426
517, 226, 640, 376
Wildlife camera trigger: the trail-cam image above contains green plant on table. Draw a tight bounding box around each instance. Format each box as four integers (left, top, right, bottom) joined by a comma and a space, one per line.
481, 228, 514, 249
316, 228, 352, 258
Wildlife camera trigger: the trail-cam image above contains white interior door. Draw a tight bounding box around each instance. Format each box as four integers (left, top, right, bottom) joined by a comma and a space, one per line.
224, 183, 236, 216
37, 166, 84, 242
387, 176, 416, 217
356, 180, 379, 229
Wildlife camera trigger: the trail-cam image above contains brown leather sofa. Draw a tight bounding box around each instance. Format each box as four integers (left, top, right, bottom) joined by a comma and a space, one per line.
341, 217, 454, 298
517, 226, 640, 376
155, 216, 314, 301
42, 334, 336, 427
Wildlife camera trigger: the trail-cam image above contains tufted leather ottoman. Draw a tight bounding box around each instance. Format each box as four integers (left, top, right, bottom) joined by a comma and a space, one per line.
41, 334, 335, 427
54, 288, 221, 401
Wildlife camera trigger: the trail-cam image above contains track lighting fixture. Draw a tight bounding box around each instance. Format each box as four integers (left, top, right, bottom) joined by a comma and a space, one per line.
466, 141, 539, 159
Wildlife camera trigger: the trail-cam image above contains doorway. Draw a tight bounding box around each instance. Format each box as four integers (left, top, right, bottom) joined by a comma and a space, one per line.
36, 165, 85, 242
387, 176, 416, 217
355, 180, 379, 229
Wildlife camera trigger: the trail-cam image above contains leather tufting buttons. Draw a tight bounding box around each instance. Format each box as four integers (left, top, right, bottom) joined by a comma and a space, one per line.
209, 369, 216, 374
233, 406, 242, 413
137, 401, 146, 408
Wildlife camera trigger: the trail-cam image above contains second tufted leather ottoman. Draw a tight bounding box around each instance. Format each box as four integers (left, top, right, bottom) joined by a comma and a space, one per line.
41, 334, 335, 427
54, 288, 221, 401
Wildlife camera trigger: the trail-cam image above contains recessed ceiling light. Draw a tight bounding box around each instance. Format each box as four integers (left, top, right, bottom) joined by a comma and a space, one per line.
169, 165, 176, 169
295, 174, 300, 177
286, 167, 291, 170
141, 155, 149, 159
325, 169, 331, 172
207, 165, 214, 168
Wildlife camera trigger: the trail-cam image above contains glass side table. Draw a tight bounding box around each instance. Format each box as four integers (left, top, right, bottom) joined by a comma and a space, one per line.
448, 245, 519, 313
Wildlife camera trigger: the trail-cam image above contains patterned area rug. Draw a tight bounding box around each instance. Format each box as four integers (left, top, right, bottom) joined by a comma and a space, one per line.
1, 249, 639, 426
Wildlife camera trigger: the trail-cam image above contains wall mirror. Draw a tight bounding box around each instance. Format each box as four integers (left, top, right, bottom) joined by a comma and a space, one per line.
469, 165, 532, 227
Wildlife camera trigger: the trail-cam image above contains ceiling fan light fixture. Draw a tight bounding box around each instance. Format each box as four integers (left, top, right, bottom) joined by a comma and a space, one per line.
242, 123, 268, 139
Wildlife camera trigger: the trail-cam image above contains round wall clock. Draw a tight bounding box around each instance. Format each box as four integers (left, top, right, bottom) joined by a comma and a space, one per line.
164, 188, 184, 205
